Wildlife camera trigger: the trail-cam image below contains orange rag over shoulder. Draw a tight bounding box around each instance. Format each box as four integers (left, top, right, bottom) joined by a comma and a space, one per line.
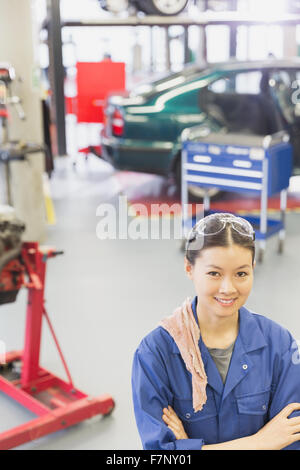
159, 298, 208, 413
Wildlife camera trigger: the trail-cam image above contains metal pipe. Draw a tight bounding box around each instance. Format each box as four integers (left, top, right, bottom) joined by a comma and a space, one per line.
165, 26, 171, 71
183, 25, 189, 64
47, 0, 67, 157
62, 14, 300, 28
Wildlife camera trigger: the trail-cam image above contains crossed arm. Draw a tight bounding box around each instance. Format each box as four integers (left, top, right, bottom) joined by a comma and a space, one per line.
162, 403, 300, 450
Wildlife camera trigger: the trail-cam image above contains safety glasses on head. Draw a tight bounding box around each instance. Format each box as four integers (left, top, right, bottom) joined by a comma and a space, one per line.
186, 213, 255, 250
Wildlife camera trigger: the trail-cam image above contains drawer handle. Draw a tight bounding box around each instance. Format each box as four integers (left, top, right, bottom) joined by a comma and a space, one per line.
193, 155, 212, 163
233, 160, 252, 169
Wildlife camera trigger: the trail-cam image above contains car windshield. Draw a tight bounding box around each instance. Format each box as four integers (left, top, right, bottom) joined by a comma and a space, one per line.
129, 64, 203, 98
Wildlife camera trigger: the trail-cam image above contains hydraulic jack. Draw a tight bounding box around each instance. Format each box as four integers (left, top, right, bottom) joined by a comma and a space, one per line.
0, 241, 115, 449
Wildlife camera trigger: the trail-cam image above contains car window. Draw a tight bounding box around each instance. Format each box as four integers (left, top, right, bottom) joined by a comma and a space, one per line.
198, 70, 281, 135
290, 70, 300, 118
208, 71, 263, 95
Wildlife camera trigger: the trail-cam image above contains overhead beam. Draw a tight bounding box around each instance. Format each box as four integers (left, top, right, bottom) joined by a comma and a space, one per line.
62, 12, 300, 28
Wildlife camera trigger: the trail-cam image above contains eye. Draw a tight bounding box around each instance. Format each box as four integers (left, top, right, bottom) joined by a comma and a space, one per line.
236, 271, 248, 277
207, 271, 221, 277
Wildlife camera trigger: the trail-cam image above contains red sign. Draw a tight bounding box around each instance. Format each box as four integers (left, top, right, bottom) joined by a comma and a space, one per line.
76, 61, 126, 123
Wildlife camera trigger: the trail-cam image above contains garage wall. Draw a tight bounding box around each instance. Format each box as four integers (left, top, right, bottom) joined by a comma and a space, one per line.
0, 0, 46, 242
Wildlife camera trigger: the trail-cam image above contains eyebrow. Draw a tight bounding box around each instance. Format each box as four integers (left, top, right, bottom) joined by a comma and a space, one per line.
205, 264, 251, 270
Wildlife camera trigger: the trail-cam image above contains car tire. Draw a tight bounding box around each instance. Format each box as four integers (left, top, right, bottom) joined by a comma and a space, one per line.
136, 0, 188, 16
175, 153, 222, 202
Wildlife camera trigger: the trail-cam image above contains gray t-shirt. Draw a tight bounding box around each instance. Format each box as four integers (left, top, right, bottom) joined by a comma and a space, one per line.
207, 341, 235, 384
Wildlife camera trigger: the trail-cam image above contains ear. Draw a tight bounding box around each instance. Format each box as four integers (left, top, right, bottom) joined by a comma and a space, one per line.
253, 260, 256, 269
184, 257, 193, 279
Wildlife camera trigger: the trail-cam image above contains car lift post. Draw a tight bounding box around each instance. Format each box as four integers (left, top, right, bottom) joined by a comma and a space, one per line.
0, 241, 114, 450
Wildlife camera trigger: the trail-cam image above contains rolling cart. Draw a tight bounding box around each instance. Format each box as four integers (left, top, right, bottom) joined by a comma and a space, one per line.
181, 130, 293, 262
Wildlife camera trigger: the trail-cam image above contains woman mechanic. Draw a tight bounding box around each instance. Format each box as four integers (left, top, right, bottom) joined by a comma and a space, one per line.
131, 213, 300, 450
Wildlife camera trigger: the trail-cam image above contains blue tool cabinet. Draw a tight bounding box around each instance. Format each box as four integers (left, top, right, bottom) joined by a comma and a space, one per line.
181, 130, 293, 262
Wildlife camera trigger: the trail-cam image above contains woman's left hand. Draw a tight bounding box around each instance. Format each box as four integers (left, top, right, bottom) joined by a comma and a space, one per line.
162, 406, 189, 440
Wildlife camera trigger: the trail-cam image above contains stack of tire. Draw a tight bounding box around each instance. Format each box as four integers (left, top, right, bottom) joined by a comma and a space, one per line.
134, 0, 188, 15
99, 0, 189, 16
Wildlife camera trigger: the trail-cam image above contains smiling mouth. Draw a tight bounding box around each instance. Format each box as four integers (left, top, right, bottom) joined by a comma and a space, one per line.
214, 297, 238, 306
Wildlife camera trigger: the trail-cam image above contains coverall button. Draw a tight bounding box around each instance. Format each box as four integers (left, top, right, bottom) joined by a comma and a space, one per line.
262, 404, 266, 410
242, 364, 248, 370
185, 413, 191, 419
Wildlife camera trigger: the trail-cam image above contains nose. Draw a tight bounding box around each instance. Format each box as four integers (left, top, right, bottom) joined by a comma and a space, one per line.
218, 276, 238, 296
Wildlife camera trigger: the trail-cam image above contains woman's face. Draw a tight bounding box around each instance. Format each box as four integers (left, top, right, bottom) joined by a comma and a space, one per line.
185, 244, 255, 321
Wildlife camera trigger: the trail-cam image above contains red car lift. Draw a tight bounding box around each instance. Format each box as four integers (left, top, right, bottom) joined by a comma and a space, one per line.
0, 242, 115, 449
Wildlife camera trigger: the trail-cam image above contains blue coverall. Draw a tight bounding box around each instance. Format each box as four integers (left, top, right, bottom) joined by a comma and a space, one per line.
131, 297, 300, 450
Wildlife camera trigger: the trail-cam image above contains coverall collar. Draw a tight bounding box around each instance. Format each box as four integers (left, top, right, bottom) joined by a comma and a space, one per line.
172, 296, 268, 398
190, 295, 267, 351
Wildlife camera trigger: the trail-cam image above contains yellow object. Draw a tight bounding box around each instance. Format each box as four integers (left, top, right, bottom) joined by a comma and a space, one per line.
43, 175, 56, 225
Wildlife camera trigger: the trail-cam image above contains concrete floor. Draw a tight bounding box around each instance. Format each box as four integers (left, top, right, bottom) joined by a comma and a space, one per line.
0, 154, 300, 450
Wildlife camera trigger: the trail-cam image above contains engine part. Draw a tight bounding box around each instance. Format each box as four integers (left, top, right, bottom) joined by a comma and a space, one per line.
0, 206, 25, 304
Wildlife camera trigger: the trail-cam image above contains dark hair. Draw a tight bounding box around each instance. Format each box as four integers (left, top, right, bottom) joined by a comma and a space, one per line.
185, 218, 255, 266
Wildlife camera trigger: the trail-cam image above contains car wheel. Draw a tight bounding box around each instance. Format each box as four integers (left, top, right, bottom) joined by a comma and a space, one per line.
136, 0, 188, 16
175, 153, 222, 202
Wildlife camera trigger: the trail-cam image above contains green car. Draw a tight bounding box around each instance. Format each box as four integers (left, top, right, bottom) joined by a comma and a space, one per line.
101, 59, 300, 194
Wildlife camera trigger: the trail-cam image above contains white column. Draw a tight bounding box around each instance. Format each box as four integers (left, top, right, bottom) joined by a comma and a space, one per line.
0, 0, 46, 242
196, 26, 207, 65
283, 26, 298, 58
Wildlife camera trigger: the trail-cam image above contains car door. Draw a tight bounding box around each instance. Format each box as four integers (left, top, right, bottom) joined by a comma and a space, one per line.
268, 69, 300, 171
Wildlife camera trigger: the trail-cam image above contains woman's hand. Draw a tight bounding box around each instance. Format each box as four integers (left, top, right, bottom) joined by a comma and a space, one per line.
253, 402, 300, 450
162, 406, 189, 440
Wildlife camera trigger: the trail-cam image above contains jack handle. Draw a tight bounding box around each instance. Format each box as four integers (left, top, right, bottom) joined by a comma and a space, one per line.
42, 249, 64, 262
50, 250, 64, 257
